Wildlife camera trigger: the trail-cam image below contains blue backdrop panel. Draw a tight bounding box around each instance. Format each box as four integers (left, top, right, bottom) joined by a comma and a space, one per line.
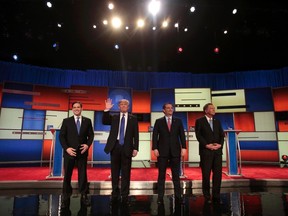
93, 140, 110, 161
239, 141, 278, 150
215, 113, 234, 130
13, 195, 39, 216
151, 88, 175, 112
23, 109, 45, 130
0, 140, 42, 161
174, 112, 188, 131
108, 88, 132, 112
245, 88, 274, 112
1, 93, 32, 109
94, 111, 111, 131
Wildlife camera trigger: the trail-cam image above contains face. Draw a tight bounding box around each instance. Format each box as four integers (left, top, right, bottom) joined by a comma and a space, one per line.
205, 104, 215, 117
72, 102, 82, 116
163, 104, 174, 116
118, 100, 129, 113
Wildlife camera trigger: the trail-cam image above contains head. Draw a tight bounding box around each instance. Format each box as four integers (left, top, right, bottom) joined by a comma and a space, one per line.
162, 103, 174, 117
72, 101, 83, 116
118, 99, 130, 113
203, 103, 215, 118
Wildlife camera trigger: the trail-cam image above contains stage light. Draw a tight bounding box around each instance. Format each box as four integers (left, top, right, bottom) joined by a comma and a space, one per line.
46, 2, 52, 8
232, 9, 237, 14
108, 3, 114, 10
178, 47, 183, 53
224, 30, 228, 34
111, 17, 122, 29
93, 25, 97, 29
162, 20, 168, 28
184, 28, 188, 32
114, 44, 119, 49
190, 6, 195, 13
137, 19, 145, 28
152, 26, 156, 31
148, 0, 161, 16
12, 54, 18, 61
103, 20, 108, 25
125, 26, 129, 30
282, 155, 288, 162
174, 23, 179, 28
214, 47, 220, 54
57, 23, 62, 28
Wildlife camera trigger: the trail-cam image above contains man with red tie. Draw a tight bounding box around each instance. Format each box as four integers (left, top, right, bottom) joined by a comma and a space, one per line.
152, 103, 186, 205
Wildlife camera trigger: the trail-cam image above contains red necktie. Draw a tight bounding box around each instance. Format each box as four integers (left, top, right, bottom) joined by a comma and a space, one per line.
168, 117, 171, 131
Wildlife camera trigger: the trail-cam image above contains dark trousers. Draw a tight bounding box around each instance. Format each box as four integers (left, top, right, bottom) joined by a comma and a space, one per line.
63, 154, 88, 195
157, 156, 181, 199
200, 152, 222, 199
110, 143, 132, 198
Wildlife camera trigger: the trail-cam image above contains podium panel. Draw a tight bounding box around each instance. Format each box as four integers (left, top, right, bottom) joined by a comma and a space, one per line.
225, 130, 241, 176
47, 129, 63, 178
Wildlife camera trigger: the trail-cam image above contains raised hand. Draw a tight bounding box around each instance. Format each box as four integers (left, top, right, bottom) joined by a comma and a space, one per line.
105, 98, 114, 110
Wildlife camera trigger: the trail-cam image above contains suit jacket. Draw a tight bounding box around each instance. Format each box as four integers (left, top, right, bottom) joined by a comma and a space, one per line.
59, 116, 94, 157
152, 116, 186, 157
195, 116, 224, 155
103, 111, 139, 157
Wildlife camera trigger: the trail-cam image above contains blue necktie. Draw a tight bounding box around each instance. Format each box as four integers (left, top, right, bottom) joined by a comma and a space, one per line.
119, 114, 125, 145
76, 117, 80, 134
209, 118, 213, 131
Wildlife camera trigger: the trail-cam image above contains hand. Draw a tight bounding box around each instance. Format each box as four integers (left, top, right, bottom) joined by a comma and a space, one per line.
154, 149, 159, 157
132, 150, 138, 157
66, 147, 76, 157
105, 98, 114, 110
181, 149, 186, 157
80, 144, 89, 154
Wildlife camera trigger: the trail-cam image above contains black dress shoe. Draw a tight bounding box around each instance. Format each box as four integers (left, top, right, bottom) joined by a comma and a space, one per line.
157, 197, 164, 205
80, 194, 91, 206
204, 197, 212, 204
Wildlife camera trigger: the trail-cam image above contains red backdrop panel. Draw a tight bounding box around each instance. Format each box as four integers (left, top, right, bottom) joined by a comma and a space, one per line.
188, 112, 203, 128
139, 122, 150, 132
234, 113, 255, 132
278, 121, 288, 132
42, 139, 52, 161
132, 91, 151, 113
273, 87, 288, 111
70, 86, 108, 111
33, 86, 69, 110
241, 150, 278, 162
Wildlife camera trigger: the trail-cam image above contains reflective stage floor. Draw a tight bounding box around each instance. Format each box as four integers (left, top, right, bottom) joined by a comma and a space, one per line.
1, 187, 288, 215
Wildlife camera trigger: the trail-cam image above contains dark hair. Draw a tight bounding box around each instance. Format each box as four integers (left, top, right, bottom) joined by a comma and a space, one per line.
162, 103, 174, 109
72, 101, 82, 108
203, 103, 213, 112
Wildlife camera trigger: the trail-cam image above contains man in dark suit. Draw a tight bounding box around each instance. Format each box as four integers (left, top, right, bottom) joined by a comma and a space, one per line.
152, 103, 186, 205
195, 103, 224, 204
103, 98, 139, 204
59, 101, 94, 208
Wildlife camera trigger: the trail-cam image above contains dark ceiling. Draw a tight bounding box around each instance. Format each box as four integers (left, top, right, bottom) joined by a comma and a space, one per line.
1, 0, 288, 73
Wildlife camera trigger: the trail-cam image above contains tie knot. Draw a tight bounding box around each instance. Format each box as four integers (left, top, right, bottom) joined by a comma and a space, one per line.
77, 116, 80, 120
122, 113, 125, 118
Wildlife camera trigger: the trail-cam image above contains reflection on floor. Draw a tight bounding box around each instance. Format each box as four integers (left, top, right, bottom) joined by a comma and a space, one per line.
1, 187, 288, 215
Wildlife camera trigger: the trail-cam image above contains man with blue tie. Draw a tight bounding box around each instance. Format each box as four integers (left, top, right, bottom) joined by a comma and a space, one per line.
152, 103, 186, 205
103, 98, 139, 205
59, 101, 94, 208
195, 103, 224, 204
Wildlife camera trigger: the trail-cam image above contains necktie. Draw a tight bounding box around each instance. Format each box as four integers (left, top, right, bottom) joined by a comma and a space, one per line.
167, 117, 171, 131
209, 118, 213, 131
76, 117, 80, 134
119, 114, 125, 145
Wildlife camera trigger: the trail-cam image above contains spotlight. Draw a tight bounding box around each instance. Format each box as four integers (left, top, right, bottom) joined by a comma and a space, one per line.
214, 47, 220, 54
148, 0, 161, 16
12, 54, 18, 61
111, 17, 122, 29
137, 19, 145, 28
177, 47, 183, 53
